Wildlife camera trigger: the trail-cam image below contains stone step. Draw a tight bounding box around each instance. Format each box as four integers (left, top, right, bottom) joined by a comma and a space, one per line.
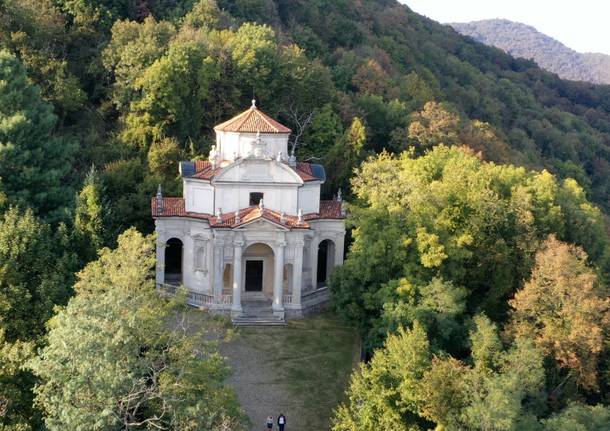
232, 316, 286, 327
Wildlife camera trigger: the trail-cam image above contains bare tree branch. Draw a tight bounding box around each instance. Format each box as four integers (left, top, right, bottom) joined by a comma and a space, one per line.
285, 104, 315, 156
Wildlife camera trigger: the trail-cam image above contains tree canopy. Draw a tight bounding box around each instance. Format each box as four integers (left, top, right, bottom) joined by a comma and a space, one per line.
30, 229, 244, 431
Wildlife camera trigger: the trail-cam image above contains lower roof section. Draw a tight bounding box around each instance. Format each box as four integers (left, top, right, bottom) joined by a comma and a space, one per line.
151, 197, 345, 230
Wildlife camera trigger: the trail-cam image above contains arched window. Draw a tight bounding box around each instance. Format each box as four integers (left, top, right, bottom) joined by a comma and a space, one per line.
164, 238, 183, 284
317, 239, 336, 288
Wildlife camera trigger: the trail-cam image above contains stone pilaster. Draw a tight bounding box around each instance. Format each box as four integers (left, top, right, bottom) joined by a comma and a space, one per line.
273, 234, 286, 315
292, 236, 304, 306
231, 235, 244, 316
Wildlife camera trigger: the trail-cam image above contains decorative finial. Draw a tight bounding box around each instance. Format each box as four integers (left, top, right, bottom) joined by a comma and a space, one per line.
276, 151, 283, 162
297, 208, 303, 224
216, 208, 222, 220
234, 210, 240, 224
209, 144, 218, 168
251, 99, 257, 109
258, 199, 264, 211
156, 184, 164, 215
337, 188, 343, 202
280, 212, 286, 224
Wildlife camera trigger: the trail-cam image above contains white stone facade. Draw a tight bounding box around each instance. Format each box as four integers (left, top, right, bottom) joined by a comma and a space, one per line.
152, 103, 346, 319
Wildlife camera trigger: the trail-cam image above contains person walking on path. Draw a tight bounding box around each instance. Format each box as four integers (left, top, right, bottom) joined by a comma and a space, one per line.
277, 413, 286, 431
266, 415, 274, 430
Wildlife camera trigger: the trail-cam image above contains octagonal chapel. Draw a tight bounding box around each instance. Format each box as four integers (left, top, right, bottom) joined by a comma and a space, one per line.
152, 101, 346, 323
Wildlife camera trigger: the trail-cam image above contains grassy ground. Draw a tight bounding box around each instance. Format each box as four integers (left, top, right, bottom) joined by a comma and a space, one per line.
220, 314, 360, 431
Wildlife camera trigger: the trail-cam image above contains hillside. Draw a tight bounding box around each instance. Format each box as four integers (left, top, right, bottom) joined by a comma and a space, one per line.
451, 19, 610, 85
3, 0, 610, 228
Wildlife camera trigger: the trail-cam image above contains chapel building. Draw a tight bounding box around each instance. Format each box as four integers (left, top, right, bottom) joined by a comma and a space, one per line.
152, 101, 346, 323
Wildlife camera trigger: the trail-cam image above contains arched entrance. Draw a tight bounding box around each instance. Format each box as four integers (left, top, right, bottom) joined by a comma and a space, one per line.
317, 239, 336, 288
164, 238, 183, 284
243, 243, 275, 297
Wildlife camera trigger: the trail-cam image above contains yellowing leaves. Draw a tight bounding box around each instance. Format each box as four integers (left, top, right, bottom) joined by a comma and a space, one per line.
416, 227, 447, 268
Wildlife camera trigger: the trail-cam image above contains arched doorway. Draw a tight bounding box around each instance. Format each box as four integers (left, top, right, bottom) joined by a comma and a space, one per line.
317, 239, 336, 288
164, 238, 183, 284
243, 243, 275, 296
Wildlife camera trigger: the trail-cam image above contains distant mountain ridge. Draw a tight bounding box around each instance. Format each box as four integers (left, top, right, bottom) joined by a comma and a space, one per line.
450, 19, 610, 85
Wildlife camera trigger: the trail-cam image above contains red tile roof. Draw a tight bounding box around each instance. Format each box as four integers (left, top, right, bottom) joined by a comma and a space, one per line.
152, 198, 345, 228
311, 200, 345, 219
191, 160, 223, 180
186, 160, 320, 182
295, 162, 318, 182
214, 106, 292, 134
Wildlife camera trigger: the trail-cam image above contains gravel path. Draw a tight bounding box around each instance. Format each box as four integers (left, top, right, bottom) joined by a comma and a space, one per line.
220, 328, 305, 431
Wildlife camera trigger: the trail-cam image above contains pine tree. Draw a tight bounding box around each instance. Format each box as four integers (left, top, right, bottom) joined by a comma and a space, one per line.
0, 49, 76, 222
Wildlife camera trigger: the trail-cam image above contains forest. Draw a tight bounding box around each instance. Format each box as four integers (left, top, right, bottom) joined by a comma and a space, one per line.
1, 0, 610, 429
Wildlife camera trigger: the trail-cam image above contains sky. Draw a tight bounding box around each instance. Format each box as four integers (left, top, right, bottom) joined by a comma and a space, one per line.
402, 1, 610, 55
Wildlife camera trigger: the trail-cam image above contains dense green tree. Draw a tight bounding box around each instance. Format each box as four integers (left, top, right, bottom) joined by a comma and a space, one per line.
0, 50, 76, 222
334, 316, 549, 431
378, 277, 468, 352
147, 137, 183, 180
103, 17, 177, 110
333, 322, 432, 431
30, 229, 244, 431
0, 208, 75, 430
122, 40, 218, 148
102, 158, 162, 235
0, 208, 74, 341
332, 146, 610, 349
542, 403, 610, 430
299, 103, 343, 160
182, 0, 225, 29
0, 0, 86, 116
324, 117, 366, 196
74, 167, 108, 262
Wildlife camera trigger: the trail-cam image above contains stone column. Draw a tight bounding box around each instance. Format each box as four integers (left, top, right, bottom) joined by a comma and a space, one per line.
156, 235, 166, 287
309, 233, 319, 289
231, 237, 244, 316
213, 239, 225, 304
273, 236, 286, 314
292, 237, 304, 307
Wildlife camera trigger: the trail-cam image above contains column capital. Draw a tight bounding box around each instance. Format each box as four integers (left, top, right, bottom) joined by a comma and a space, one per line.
275, 239, 287, 247
233, 232, 244, 248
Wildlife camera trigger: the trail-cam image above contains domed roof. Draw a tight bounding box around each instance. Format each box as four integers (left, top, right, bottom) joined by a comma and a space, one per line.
214, 100, 292, 134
